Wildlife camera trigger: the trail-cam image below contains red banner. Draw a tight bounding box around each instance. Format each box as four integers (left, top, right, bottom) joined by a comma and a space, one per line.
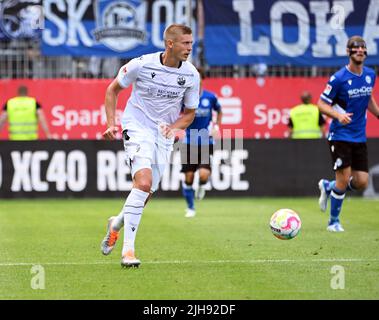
1, 78, 378, 139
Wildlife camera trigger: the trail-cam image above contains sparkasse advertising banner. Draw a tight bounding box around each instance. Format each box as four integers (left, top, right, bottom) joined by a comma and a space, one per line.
1, 78, 379, 140
203, 0, 379, 66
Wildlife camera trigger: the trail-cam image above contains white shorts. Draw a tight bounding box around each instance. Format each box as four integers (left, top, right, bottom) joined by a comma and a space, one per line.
122, 122, 174, 193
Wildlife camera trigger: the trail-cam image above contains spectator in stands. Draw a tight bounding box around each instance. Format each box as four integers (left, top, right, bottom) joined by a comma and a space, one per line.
0, 85, 51, 140
287, 91, 327, 139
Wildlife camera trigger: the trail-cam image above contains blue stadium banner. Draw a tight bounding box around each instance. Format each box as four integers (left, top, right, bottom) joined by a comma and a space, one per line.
0, 0, 43, 40
203, 0, 379, 66
41, 0, 197, 57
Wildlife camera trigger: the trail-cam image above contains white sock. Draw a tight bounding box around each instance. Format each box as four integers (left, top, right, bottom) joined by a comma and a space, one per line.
122, 188, 150, 256
113, 209, 125, 231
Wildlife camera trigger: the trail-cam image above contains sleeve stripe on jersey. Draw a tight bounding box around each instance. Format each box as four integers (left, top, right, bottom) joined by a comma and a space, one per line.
320, 94, 332, 104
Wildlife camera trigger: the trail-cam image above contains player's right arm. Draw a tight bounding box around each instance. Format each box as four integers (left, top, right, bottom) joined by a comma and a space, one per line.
317, 98, 352, 125
103, 78, 124, 140
318, 75, 352, 125
103, 58, 141, 140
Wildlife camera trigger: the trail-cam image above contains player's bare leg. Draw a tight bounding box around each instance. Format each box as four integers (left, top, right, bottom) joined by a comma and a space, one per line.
195, 168, 211, 200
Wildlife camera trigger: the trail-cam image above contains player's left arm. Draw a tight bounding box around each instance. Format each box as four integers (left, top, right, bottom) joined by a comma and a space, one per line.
171, 107, 196, 130
162, 68, 200, 138
215, 107, 223, 127
161, 107, 196, 139
211, 96, 222, 135
368, 94, 379, 118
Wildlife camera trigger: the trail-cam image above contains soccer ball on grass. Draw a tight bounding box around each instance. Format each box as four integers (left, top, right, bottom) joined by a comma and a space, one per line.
270, 208, 301, 240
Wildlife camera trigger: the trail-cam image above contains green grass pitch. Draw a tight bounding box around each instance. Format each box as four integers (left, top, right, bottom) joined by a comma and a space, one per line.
0, 197, 378, 300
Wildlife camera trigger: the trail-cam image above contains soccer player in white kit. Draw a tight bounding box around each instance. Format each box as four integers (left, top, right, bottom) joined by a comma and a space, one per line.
101, 24, 200, 268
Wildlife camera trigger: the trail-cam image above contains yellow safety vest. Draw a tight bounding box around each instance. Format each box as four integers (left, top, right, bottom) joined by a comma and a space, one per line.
290, 104, 322, 139
7, 97, 38, 140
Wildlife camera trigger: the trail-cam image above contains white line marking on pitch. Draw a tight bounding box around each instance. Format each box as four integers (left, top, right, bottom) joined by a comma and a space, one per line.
0, 258, 378, 267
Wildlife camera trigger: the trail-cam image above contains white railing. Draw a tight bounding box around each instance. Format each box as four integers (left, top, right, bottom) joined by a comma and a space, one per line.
0, 40, 377, 79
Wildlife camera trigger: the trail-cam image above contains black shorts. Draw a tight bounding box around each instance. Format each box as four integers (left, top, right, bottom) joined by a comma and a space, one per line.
180, 144, 213, 173
328, 140, 368, 172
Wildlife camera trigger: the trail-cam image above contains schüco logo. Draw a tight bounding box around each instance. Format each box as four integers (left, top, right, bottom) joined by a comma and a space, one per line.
348, 86, 372, 96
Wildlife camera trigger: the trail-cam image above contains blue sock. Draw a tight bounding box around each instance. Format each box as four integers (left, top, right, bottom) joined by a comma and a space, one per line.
182, 182, 195, 210
324, 180, 336, 195
329, 187, 345, 225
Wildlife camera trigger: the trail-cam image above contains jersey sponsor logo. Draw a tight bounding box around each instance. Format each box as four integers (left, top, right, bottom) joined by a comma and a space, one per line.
177, 76, 186, 86
348, 86, 372, 98
323, 84, 332, 95
156, 88, 180, 98
93, 1, 147, 52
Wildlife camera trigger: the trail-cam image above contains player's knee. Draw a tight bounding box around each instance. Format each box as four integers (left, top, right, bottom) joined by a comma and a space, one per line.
199, 177, 209, 185
134, 179, 152, 193
354, 179, 368, 190
184, 173, 195, 185
199, 171, 210, 183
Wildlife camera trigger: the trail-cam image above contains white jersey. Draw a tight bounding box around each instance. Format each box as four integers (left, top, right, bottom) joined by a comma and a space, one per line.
117, 52, 200, 132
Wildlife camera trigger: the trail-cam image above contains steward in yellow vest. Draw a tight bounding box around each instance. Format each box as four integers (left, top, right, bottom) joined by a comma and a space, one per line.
288, 91, 327, 139
0, 86, 51, 140
7, 96, 38, 140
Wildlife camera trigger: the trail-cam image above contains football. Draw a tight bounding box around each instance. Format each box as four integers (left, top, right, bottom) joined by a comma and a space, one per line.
270, 208, 301, 240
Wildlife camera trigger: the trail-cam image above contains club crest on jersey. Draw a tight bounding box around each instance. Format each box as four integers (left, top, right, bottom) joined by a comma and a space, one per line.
201, 98, 210, 107
177, 76, 186, 86
366, 76, 372, 84
93, 0, 147, 52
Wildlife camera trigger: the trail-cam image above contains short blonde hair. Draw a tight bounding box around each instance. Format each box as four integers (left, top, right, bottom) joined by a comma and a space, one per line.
347, 35, 366, 48
163, 24, 192, 42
